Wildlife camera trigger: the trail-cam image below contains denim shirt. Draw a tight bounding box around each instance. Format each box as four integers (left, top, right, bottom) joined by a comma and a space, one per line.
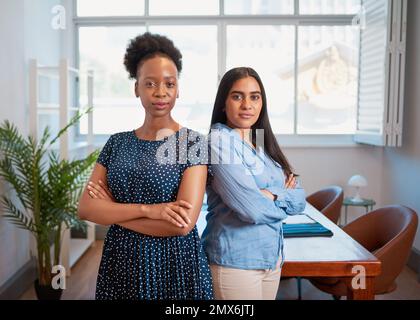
201, 123, 306, 270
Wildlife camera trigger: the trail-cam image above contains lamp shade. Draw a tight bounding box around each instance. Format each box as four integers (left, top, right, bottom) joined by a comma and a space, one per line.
347, 174, 368, 187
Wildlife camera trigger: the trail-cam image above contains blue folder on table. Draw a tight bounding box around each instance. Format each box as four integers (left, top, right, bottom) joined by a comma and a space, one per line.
282, 221, 334, 238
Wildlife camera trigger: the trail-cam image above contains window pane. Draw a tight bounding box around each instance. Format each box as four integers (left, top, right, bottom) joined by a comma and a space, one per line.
149, 26, 218, 133
299, 0, 361, 14
227, 26, 295, 134
225, 0, 294, 15
77, 0, 145, 16
297, 26, 359, 134
149, 0, 219, 16
78, 26, 146, 134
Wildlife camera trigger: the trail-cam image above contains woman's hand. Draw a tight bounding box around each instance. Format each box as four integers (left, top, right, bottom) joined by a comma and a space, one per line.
260, 189, 275, 201
149, 201, 193, 228
260, 174, 298, 201
87, 180, 115, 201
87, 180, 192, 228
285, 174, 297, 189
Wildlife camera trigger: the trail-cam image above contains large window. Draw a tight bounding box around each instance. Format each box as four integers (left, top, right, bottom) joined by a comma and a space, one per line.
226, 25, 295, 133
224, 0, 294, 15
148, 26, 218, 132
77, 0, 145, 16
78, 26, 146, 134
149, 0, 219, 16
299, 0, 361, 14
297, 26, 359, 134
76, 0, 361, 136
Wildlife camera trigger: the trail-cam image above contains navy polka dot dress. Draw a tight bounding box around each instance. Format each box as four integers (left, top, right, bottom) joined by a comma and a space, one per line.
95, 128, 214, 300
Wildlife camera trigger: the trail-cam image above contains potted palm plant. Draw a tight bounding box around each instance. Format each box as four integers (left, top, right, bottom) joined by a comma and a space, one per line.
0, 109, 99, 300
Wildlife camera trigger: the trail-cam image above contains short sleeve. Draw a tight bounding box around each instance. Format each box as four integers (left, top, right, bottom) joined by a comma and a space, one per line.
96, 134, 115, 170
185, 131, 213, 178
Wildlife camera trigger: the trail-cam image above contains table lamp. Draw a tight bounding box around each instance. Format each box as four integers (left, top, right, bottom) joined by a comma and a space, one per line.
347, 174, 368, 203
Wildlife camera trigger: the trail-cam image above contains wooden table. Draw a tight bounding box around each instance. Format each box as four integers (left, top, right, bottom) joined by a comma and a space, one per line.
282, 203, 381, 300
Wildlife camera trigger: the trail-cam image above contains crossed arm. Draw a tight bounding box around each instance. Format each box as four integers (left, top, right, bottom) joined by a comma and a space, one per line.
77, 163, 207, 237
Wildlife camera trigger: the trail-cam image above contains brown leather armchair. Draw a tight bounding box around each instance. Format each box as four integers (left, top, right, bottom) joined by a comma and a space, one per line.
306, 186, 344, 224
309, 205, 418, 299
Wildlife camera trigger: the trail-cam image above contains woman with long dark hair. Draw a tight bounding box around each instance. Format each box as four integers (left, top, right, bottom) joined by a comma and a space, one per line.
202, 67, 306, 300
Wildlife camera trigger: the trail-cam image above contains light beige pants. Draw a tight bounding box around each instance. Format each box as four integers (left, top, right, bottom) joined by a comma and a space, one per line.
210, 257, 282, 300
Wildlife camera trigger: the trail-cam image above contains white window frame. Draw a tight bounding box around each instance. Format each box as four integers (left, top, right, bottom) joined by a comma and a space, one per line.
70, 0, 369, 147
354, 0, 407, 147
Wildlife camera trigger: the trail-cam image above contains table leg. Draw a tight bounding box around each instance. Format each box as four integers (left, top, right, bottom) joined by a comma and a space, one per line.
346, 206, 349, 225
345, 276, 375, 300
338, 208, 342, 226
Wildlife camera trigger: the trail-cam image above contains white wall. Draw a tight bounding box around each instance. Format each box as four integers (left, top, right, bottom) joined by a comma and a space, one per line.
286, 146, 384, 204
0, 0, 30, 289
24, 0, 62, 65
285, 146, 384, 222
0, 0, 26, 126
0, 0, 62, 288
381, 0, 420, 251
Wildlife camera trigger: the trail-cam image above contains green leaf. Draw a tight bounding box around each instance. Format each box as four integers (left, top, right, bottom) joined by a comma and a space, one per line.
0, 196, 36, 233
0, 113, 98, 277
49, 107, 92, 147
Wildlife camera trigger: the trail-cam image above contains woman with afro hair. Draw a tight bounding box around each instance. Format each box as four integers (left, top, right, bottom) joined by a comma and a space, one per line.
78, 32, 214, 300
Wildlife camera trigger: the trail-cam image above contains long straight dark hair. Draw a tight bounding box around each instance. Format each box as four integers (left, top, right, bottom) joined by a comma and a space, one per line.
210, 67, 294, 177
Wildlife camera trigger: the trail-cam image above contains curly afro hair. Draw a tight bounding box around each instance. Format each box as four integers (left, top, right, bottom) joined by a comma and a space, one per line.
124, 32, 183, 79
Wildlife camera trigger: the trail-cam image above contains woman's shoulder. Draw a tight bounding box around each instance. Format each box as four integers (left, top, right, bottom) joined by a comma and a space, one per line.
108, 130, 133, 139
183, 127, 205, 137
103, 131, 135, 147
181, 127, 207, 145
209, 123, 242, 143
210, 122, 232, 135
207, 124, 245, 164
209, 123, 243, 146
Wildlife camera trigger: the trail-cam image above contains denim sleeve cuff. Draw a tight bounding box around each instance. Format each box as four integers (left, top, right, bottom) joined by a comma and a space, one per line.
274, 198, 287, 209
266, 186, 284, 199
272, 188, 307, 215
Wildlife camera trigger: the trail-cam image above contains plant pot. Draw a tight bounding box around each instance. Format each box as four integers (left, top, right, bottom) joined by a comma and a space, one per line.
34, 279, 63, 300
